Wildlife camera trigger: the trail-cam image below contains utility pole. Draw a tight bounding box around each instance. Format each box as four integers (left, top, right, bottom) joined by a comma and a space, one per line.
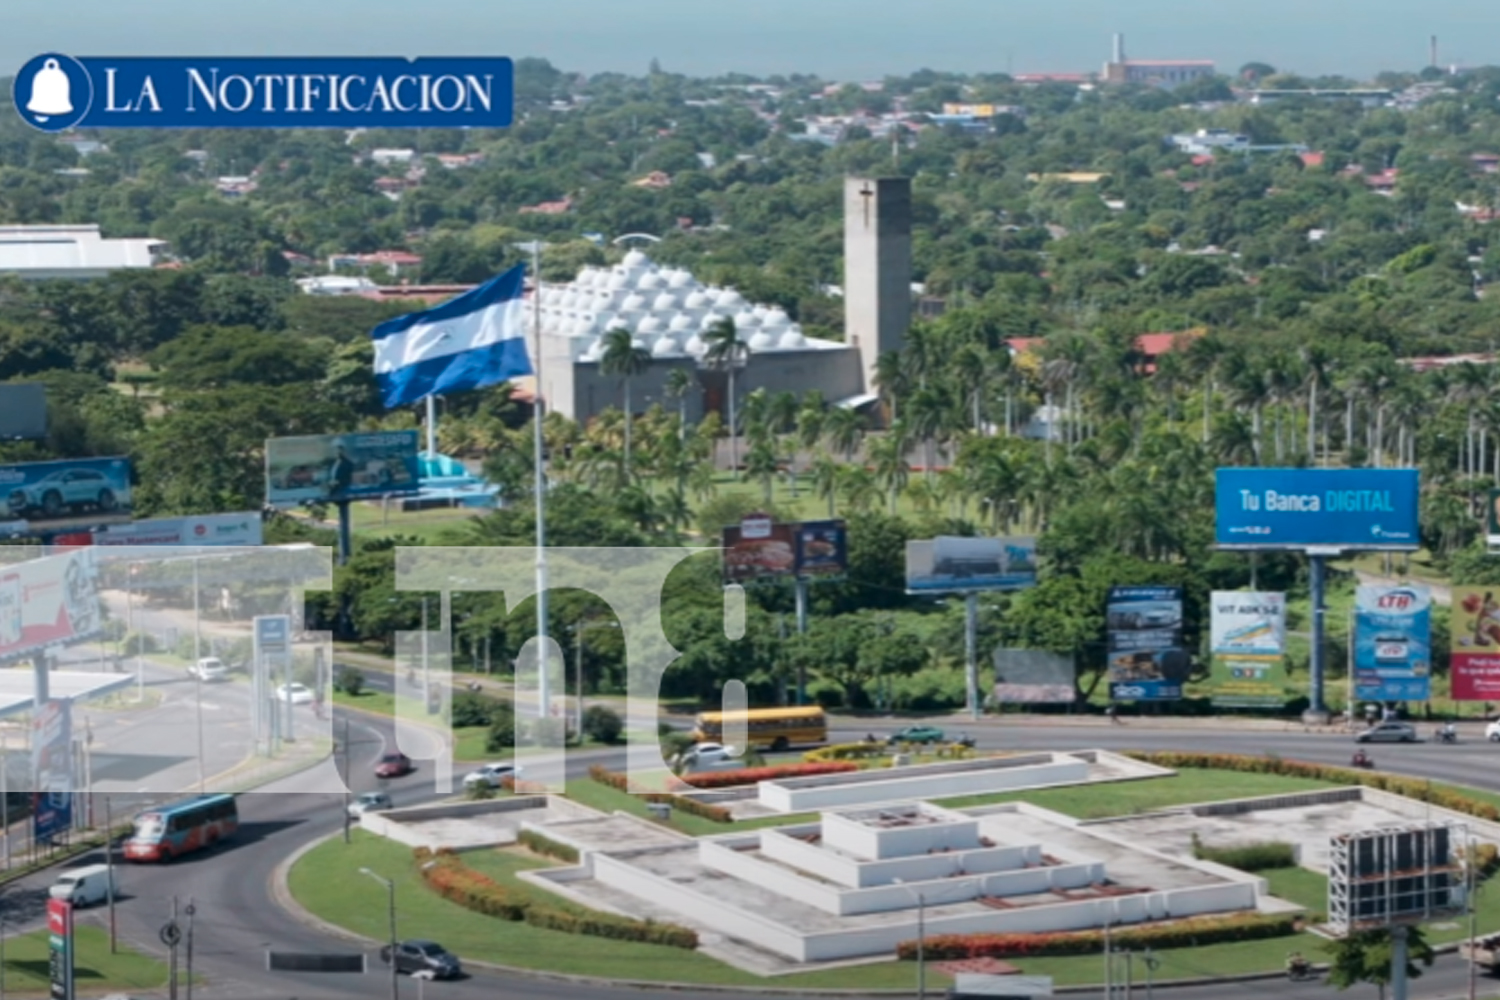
105, 796, 116, 953
185, 899, 196, 1000
915, 889, 925, 1000
342, 717, 352, 844
169, 897, 180, 1000
1104, 922, 1113, 999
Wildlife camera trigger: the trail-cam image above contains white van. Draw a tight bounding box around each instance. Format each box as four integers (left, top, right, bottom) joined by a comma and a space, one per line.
190, 658, 229, 682
49, 864, 115, 907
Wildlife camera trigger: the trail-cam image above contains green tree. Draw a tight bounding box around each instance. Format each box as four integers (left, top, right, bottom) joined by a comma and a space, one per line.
598, 327, 651, 479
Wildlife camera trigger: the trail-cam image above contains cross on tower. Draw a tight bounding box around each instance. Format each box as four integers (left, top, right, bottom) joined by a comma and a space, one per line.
859, 183, 874, 228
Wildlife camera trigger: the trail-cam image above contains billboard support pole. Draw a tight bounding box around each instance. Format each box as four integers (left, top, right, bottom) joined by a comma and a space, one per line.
532, 243, 551, 720
964, 593, 980, 720
1391, 924, 1409, 1000
1306, 554, 1329, 723
336, 502, 352, 568
794, 578, 809, 706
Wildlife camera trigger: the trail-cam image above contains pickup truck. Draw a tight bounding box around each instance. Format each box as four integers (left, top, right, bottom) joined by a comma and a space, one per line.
1460, 932, 1500, 973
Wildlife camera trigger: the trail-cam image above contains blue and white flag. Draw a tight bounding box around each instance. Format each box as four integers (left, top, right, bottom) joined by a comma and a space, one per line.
371, 264, 532, 408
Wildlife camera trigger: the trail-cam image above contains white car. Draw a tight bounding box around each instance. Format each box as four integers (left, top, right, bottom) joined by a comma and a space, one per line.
347, 791, 393, 818
676, 743, 745, 773
189, 658, 229, 682
275, 683, 314, 704
462, 763, 520, 788
1486, 720, 1500, 742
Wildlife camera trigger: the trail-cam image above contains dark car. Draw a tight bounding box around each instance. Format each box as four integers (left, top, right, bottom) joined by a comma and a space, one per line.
888, 725, 945, 745
374, 752, 413, 778
379, 940, 461, 979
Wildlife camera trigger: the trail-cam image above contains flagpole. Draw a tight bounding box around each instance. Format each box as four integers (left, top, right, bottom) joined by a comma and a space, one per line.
532, 244, 550, 721
425, 395, 437, 457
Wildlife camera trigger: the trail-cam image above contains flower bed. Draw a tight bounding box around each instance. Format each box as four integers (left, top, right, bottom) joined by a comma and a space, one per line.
803, 742, 890, 763
588, 765, 734, 823
679, 762, 859, 788
517, 828, 580, 864
900, 913, 1299, 960
1126, 751, 1500, 821
413, 847, 698, 949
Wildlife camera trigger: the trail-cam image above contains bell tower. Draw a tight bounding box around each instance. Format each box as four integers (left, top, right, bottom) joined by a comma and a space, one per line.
843, 176, 911, 397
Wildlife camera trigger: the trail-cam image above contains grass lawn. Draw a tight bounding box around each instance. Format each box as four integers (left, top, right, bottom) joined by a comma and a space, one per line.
1264, 867, 1328, 912
1, 926, 170, 994
932, 767, 1341, 818
290, 831, 945, 990
346, 502, 486, 543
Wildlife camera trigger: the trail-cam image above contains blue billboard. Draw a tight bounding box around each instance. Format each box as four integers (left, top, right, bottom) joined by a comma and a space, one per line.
14, 55, 513, 132
1215, 468, 1420, 550
1353, 585, 1432, 702
1107, 586, 1189, 701
0, 457, 133, 535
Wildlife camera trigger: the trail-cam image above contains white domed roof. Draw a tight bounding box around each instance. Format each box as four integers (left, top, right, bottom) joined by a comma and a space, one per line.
593, 311, 617, 332
733, 309, 758, 329
684, 290, 711, 309
638, 314, 664, 334
684, 332, 707, 357
667, 268, 693, 289
699, 312, 725, 331
631, 335, 648, 350
574, 271, 594, 289
749, 329, 776, 351
652, 333, 679, 357
653, 292, 679, 312
621, 293, 648, 312
763, 308, 790, 329
622, 249, 650, 269
580, 337, 603, 362
716, 289, 744, 308
606, 271, 629, 291
751, 305, 769, 320
668, 313, 694, 332
779, 327, 806, 349
637, 273, 664, 293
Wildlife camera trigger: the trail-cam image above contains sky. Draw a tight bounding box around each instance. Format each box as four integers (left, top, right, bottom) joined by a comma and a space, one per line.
4, 0, 1497, 82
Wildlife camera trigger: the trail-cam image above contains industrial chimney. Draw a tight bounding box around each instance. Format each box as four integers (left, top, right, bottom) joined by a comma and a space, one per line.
1113, 33, 1125, 65
1430, 35, 1438, 68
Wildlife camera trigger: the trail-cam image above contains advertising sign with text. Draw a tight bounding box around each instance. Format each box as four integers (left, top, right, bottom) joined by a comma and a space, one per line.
0, 550, 100, 664
266, 431, 420, 507
32, 699, 72, 843
94, 511, 264, 547
904, 536, 1038, 593
1107, 586, 1188, 701
793, 519, 848, 579
722, 515, 796, 583
46, 897, 73, 1000
1215, 467, 1419, 550
1450, 588, 1500, 701
1207, 591, 1290, 708
0, 456, 133, 535
1354, 585, 1432, 702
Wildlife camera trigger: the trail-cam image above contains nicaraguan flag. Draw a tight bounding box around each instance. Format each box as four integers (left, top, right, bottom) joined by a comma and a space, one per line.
371, 264, 532, 408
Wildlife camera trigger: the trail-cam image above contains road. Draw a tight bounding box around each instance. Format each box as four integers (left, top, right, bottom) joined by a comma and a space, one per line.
5, 713, 1500, 999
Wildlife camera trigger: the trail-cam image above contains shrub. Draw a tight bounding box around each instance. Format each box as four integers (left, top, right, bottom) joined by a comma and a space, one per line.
679, 762, 859, 789
334, 667, 365, 696
589, 765, 734, 823
518, 828, 580, 863
453, 692, 506, 729
465, 782, 497, 801
582, 705, 624, 744
485, 702, 517, 753
803, 742, 888, 763
900, 913, 1299, 960
1190, 836, 1297, 872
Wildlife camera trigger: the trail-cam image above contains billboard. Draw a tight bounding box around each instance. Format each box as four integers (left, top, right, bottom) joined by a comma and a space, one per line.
0, 383, 47, 440
93, 511, 264, 547
992, 649, 1076, 704
1449, 588, 1500, 701
904, 536, 1038, 593
1107, 586, 1188, 701
1207, 591, 1289, 708
0, 457, 132, 534
47, 897, 74, 1000
1215, 467, 1419, 550
31, 699, 72, 843
1328, 824, 1463, 935
793, 519, 848, 579
1353, 585, 1431, 702
265, 431, 420, 507
722, 514, 796, 583
0, 550, 100, 664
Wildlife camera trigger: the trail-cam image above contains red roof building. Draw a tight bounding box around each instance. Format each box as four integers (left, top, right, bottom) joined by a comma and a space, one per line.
1299, 152, 1325, 169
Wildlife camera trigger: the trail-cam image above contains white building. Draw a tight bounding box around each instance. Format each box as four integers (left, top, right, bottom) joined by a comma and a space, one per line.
0, 225, 166, 281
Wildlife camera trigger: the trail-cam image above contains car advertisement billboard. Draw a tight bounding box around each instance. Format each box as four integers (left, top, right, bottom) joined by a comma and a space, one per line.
0, 550, 100, 665
1449, 588, 1500, 701
793, 519, 848, 579
0, 457, 132, 534
1107, 585, 1188, 701
265, 431, 420, 507
1353, 585, 1431, 702
92, 511, 264, 547
992, 648, 1076, 704
31, 699, 72, 843
1207, 591, 1290, 708
904, 536, 1038, 593
722, 514, 796, 583
1215, 467, 1419, 551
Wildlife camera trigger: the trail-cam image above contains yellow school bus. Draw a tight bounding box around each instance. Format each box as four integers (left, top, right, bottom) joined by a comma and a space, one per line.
690, 706, 828, 752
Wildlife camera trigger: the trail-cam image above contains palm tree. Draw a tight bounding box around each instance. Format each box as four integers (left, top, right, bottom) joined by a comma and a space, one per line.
703, 318, 750, 479
811, 453, 841, 517
868, 423, 911, 514
663, 367, 694, 440
823, 405, 865, 461
745, 436, 779, 504
906, 385, 950, 483
598, 327, 650, 479
873, 350, 909, 424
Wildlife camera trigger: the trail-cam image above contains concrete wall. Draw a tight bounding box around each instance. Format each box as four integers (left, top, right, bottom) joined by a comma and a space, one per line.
822, 810, 981, 860
1360, 788, 1500, 847
737, 347, 865, 406
759, 827, 1041, 888
759, 757, 1088, 813
568, 356, 703, 425
358, 795, 553, 846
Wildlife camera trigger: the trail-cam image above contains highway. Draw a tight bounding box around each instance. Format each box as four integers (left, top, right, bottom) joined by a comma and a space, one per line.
5, 706, 1500, 999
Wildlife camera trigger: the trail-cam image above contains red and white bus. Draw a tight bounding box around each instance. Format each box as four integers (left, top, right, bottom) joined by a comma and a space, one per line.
123, 794, 238, 862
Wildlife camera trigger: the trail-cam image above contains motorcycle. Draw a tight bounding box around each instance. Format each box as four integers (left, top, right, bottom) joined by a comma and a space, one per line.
1435, 725, 1458, 744
1286, 965, 1318, 982
954, 733, 977, 749
1350, 752, 1375, 769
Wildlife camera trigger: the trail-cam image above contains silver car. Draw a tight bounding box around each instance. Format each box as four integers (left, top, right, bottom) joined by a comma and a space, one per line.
1355, 721, 1417, 743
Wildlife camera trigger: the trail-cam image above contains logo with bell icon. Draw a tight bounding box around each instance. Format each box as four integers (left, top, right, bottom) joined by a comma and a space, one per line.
12, 53, 92, 132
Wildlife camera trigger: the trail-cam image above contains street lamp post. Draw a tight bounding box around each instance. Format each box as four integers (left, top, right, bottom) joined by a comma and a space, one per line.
893, 877, 978, 1000
360, 868, 398, 1000
569, 620, 619, 738
192, 555, 206, 793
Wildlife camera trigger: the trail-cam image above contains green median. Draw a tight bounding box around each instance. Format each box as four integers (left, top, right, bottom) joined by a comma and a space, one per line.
1, 926, 173, 994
